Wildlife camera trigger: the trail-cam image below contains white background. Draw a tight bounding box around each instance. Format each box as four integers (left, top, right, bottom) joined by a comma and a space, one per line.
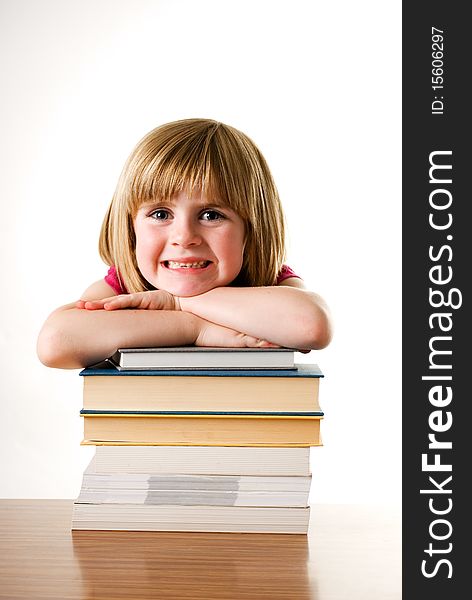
0, 0, 401, 505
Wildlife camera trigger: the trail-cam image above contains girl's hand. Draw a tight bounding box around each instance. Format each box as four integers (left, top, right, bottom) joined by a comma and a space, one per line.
195, 320, 279, 349
76, 290, 180, 312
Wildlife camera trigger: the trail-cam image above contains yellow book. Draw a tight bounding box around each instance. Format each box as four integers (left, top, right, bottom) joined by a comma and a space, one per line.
81, 413, 323, 446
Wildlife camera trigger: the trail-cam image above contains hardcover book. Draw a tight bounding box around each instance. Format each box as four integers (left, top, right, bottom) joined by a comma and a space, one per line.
80, 363, 323, 414
80, 412, 323, 446
110, 346, 299, 370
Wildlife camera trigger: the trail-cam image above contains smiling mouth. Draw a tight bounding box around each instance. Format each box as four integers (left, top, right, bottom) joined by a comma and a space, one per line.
163, 260, 212, 269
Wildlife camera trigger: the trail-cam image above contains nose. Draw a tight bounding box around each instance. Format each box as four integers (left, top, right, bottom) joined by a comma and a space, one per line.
170, 216, 202, 248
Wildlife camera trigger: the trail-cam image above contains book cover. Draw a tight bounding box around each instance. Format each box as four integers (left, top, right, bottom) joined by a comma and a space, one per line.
110, 346, 299, 370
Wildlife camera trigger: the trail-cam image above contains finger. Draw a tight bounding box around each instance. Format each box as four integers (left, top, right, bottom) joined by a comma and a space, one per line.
107, 292, 163, 310
102, 297, 132, 310
77, 296, 126, 310
81, 297, 120, 310
77, 300, 107, 310
257, 340, 281, 348
84, 294, 131, 310
238, 335, 279, 348
103, 293, 149, 310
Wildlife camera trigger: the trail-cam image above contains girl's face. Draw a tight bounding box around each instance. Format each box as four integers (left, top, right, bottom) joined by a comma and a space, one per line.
134, 189, 246, 297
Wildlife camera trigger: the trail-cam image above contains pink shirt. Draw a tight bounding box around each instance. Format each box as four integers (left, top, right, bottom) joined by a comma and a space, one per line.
105, 264, 301, 295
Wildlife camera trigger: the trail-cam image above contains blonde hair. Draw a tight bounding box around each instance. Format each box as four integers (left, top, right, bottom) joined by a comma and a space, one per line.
99, 118, 286, 292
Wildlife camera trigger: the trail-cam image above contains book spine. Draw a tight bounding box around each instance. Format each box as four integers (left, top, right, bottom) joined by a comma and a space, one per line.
80, 410, 324, 417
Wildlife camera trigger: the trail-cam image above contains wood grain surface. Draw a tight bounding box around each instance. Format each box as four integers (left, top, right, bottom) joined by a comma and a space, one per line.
0, 500, 400, 600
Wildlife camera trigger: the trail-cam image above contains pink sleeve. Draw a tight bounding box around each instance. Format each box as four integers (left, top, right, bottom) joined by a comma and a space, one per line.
104, 266, 127, 294
276, 264, 302, 284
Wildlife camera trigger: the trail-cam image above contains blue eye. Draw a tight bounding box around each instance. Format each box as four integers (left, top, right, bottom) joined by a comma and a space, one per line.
201, 210, 224, 221
150, 209, 170, 220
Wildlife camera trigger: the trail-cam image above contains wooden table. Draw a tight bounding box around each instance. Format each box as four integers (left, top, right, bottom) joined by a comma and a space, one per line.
0, 500, 400, 599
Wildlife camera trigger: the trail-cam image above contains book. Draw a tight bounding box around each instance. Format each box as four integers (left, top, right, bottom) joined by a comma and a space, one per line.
80, 412, 323, 446
90, 445, 311, 475
75, 457, 311, 507
74, 352, 325, 535
71, 503, 310, 533
80, 363, 323, 414
110, 346, 298, 370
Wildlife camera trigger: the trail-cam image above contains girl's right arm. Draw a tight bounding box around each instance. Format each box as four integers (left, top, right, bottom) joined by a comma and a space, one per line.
37, 280, 268, 369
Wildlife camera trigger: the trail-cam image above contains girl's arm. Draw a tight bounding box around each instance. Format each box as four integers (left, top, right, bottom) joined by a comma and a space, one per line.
86, 278, 333, 350
37, 280, 273, 369
179, 278, 333, 350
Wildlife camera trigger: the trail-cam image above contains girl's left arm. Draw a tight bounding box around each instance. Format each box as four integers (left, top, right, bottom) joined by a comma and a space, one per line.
178, 278, 332, 350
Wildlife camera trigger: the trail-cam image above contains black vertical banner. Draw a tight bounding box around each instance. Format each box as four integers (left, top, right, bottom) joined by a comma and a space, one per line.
403, 2, 469, 598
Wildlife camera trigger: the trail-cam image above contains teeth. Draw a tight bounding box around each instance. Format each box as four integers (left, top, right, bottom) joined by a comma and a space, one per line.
167, 261, 208, 269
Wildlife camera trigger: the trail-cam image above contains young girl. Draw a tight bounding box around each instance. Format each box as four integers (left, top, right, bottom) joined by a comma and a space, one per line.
37, 118, 332, 369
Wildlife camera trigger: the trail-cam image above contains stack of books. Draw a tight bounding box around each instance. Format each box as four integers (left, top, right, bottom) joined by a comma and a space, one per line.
71, 347, 324, 534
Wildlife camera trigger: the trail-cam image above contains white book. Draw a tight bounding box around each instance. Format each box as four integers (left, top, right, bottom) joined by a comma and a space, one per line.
110, 346, 298, 370
75, 460, 311, 507
71, 503, 310, 534
92, 445, 311, 476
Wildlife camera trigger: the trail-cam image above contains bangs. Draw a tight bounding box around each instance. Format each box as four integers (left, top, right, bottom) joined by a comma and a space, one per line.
125, 120, 257, 220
